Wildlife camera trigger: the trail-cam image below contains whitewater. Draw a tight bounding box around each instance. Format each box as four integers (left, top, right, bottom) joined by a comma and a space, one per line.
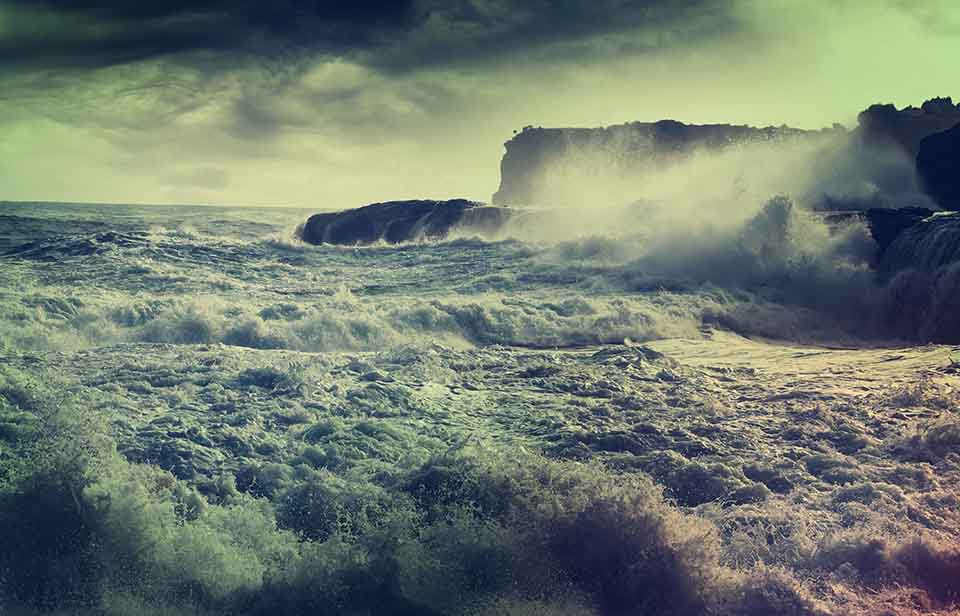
1, 199, 958, 615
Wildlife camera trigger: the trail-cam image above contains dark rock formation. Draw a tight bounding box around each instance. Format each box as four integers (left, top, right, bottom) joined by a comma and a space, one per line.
916, 124, 960, 210
864, 207, 935, 255
788, 98, 960, 211
492, 120, 820, 205
856, 97, 960, 159
492, 98, 959, 209
298, 199, 514, 245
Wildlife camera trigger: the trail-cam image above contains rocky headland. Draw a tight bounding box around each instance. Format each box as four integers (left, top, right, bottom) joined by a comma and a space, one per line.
300, 99, 959, 278
491, 120, 824, 206
298, 199, 515, 245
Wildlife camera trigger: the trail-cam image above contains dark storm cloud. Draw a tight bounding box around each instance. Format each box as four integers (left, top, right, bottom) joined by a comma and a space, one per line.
373, 0, 740, 71
0, 0, 752, 146
0, 0, 739, 74
0, 1, 416, 72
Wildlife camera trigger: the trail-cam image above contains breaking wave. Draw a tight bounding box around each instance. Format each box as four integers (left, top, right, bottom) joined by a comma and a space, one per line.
2, 195, 958, 354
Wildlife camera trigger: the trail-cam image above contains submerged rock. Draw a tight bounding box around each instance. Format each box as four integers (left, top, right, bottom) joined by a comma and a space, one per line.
298, 199, 514, 245
812, 98, 960, 210
916, 123, 960, 210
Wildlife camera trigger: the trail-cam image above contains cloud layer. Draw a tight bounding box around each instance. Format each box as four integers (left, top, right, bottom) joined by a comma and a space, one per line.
0, 0, 957, 207
1, 1, 737, 72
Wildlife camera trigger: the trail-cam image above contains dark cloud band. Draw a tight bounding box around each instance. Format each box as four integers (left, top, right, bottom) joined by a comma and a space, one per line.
0, 0, 737, 74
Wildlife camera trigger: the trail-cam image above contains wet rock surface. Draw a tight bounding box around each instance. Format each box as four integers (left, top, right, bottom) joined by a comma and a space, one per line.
857, 97, 960, 160
299, 199, 514, 245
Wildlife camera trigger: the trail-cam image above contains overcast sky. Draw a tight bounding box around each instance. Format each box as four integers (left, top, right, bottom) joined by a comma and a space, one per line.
0, 0, 957, 207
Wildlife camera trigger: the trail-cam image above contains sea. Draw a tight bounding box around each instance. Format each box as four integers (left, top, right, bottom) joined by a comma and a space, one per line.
1, 199, 958, 615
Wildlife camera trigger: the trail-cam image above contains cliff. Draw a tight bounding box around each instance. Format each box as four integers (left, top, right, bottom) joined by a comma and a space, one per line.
491, 120, 822, 205
880, 212, 960, 276
855, 97, 960, 159
298, 199, 515, 245
916, 123, 960, 209
492, 98, 960, 208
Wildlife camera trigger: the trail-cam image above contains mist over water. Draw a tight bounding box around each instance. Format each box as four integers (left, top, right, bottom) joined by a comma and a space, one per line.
496, 132, 959, 346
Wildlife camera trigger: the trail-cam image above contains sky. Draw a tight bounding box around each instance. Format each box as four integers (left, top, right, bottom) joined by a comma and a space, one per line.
0, 0, 957, 208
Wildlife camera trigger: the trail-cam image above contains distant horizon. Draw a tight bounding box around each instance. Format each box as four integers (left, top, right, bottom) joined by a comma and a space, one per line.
0, 199, 318, 210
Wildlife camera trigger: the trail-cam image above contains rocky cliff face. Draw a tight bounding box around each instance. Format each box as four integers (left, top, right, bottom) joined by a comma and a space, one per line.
492, 99, 960, 208
491, 120, 822, 205
856, 97, 960, 160
916, 123, 960, 210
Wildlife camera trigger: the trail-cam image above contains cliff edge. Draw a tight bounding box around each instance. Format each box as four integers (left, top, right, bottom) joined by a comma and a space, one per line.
493, 99, 960, 208
491, 120, 822, 205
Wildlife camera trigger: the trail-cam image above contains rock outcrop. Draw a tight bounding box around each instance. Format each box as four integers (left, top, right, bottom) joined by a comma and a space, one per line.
492, 98, 960, 208
916, 124, 960, 210
810, 99, 959, 209
298, 199, 514, 245
492, 120, 819, 205
856, 97, 960, 160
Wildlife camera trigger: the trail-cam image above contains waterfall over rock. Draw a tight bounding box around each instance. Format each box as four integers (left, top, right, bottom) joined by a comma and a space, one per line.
880, 212, 960, 276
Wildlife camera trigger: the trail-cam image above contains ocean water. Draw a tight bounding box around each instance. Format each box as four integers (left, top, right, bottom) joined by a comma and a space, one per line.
0, 198, 904, 354
0, 201, 703, 351
1, 200, 959, 615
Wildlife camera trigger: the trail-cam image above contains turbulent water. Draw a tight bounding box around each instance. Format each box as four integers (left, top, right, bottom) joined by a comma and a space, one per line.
1, 201, 959, 615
